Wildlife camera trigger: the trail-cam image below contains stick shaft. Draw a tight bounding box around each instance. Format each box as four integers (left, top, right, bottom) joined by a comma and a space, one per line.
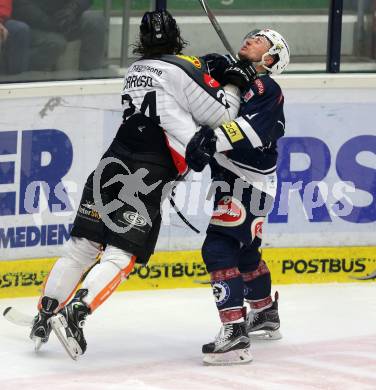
198, 0, 237, 58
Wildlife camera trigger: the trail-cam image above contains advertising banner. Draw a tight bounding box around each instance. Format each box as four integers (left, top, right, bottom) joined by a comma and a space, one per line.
0, 94, 120, 260
0, 83, 375, 262
0, 246, 374, 298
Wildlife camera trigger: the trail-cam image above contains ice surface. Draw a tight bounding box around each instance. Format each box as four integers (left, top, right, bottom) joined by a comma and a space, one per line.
0, 284, 375, 390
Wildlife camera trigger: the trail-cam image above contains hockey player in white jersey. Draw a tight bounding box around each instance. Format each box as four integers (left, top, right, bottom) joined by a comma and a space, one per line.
27, 10, 248, 360
186, 29, 290, 365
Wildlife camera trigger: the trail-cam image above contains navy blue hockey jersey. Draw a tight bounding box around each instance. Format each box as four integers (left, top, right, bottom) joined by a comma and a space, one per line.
223, 74, 285, 173
203, 54, 285, 196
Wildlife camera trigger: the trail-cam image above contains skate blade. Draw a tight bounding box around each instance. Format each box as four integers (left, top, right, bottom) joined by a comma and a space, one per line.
32, 336, 43, 351
50, 314, 81, 361
203, 348, 253, 366
249, 329, 282, 340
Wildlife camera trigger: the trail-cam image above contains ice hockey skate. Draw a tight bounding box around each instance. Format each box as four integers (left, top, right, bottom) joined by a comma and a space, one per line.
50, 289, 90, 360
202, 322, 252, 365
246, 292, 282, 340
29, 296, 59, 351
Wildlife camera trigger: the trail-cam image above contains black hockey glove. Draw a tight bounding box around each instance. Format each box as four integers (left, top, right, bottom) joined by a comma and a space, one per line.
186, 126, 217, 172
223, 60, 258, 91
203, 53, 236, 85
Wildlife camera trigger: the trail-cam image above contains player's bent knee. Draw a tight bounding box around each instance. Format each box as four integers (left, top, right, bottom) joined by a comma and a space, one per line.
202, 233, 240, 272
62, 237, 101, 268
100, 245, 134, 271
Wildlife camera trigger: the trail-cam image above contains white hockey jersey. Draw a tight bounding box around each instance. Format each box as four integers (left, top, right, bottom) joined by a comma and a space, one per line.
121, 55, 240, 174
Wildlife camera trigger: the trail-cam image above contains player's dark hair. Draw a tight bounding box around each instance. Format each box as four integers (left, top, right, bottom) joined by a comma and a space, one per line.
133, 10, 187, 57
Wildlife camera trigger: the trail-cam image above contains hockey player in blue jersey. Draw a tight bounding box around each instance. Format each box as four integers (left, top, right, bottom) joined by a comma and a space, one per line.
185, 29, 290, 365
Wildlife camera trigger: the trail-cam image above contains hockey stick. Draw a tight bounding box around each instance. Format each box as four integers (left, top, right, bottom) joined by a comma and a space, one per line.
3, 307, 34, 327
350, 268, 376, 280
167, 170, 201, 234
3, 307, 47, 351
168, 194, 200, 234
197, 0, 237, 58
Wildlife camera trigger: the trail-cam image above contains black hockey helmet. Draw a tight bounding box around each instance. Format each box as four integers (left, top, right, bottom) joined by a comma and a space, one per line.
140, 10, 179, 47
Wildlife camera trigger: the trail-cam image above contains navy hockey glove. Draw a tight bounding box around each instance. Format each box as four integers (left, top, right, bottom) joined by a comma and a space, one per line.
223, 60, 258, 91
186, 126, 217, 172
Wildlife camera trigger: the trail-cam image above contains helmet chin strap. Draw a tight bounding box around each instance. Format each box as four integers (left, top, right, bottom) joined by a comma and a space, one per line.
252, 52, 271, 74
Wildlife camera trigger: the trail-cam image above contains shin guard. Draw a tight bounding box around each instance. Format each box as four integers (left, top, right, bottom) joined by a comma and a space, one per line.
242, 260, 271, 303
210, 268, 244, 323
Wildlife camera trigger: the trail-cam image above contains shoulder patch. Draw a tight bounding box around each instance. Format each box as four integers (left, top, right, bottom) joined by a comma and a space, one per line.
176, 55, 202, 69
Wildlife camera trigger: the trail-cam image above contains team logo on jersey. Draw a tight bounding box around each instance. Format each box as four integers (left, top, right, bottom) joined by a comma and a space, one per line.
221, 121, 244, 143
251, 217, 264, 241
122, 211, 148, 227
177, 55, 202, 69
212, 281, 230, 305
254, 78, 265, 95
203, 73, 220, 88
210, 196, 246, 227
78, 200, 100, 220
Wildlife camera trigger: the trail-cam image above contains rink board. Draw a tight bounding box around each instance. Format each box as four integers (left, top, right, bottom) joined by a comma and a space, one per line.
0, 75, 376, 262
0, 246, 374, 298
0, 76, 375, 299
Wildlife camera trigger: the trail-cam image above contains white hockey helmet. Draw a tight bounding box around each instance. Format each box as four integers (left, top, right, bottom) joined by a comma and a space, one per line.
245, 28, 290, 74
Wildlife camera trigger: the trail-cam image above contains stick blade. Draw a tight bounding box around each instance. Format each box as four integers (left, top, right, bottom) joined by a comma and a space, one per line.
3, 307, 34, 327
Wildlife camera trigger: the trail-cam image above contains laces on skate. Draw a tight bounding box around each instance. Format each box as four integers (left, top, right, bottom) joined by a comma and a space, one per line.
202, 321, 252, 365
